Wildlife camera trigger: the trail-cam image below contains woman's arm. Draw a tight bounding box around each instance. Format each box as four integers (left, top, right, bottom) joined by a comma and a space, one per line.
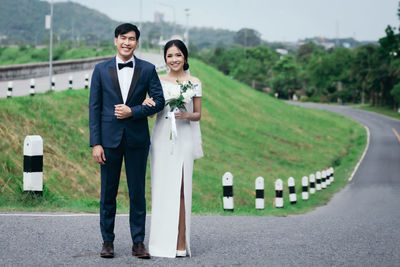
175, 97, 201, 121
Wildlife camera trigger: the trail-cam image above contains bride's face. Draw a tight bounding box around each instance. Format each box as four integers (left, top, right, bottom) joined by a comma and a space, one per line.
165, 45, 184, 72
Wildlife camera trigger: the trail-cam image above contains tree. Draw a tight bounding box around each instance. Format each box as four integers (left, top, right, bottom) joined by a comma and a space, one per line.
233, 28, 261, 47
296, 42, 323, 64
271, 55, 301, 99
391, 82, 400, 108
350, 44, 385, 105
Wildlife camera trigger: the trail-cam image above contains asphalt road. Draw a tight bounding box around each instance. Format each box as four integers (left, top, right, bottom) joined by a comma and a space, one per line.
1, 104, 399, 266
0, 51, 165, 98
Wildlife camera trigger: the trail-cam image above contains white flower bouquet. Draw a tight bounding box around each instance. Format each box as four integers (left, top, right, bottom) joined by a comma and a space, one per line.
165, 80, 197, 112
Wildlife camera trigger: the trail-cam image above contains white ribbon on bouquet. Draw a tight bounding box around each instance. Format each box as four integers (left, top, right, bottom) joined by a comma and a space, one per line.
168, 107, 180, 154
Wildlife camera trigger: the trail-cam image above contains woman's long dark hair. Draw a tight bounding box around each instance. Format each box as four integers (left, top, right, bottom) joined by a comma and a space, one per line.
164, 39, 189, 71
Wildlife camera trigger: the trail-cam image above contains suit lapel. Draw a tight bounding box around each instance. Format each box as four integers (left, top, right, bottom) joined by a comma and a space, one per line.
108, 65, 124, 104
125, 62, 142, 104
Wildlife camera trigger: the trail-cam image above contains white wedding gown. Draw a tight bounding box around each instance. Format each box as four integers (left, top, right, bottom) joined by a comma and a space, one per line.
149, 80, 203, 258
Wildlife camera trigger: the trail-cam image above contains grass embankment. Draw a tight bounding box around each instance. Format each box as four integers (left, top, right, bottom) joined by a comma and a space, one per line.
0, 59, 366, 215
356, 105, 400, 120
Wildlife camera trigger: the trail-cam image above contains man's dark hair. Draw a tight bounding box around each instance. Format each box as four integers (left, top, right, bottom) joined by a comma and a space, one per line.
114, 23, 140, 40
164, 39, 189, 71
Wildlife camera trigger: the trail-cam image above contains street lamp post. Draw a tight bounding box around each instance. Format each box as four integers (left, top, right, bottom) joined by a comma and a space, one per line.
184, 8, 190, 48
138, 0, 142, 53
158, 2, 176, 35
49, 0, 53, 91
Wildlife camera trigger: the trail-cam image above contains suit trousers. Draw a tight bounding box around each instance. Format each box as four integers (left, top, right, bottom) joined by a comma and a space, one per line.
99, 132, 149, 243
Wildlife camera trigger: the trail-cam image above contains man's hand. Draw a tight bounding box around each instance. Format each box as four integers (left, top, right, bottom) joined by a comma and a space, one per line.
114, 104, 133, 119
142, 97, 156, 107
93, 145, 106, 165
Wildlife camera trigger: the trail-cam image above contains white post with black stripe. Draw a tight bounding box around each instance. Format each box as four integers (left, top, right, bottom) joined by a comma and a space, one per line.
302, 176, 309, 200
84, 73, 89, 89
309, 174, 316, 194
288, 177, 297, 204
275, 179, 283, 208
23, 135, 43, 195
329, 167, 335, 183
51, 76, 55, 91
316, 171, 322, 191
222, 172, 234, 211
255, 176, 264, 210
321, 170, 327, 189
325, 169, 331, 186
29, 79, 35, 96
68, 75, 73, 89
7, 81, 13, 98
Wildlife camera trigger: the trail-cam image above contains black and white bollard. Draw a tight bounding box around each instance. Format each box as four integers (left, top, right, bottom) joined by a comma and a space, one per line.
275, 179, 284, 208
23, 135, 43, 195
316, 171, 322, 191
29, 79, 35, 96
309, 174, 316, 194
325, 169, 331, 186
302, 176, 309, 200
329, 167, 335, 183
7, 81, 13, 98
321, 170, 327, 189
68, 75, 73, 89
255, 176, 264, 210
288, 177, 297, 204
51, 77, 55, 91
222, 172, 234, 211
84, 73, 89, 89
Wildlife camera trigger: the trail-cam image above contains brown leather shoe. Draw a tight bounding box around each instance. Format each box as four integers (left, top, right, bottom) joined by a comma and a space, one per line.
132, 242, 151, 259
100, 241, 114, 258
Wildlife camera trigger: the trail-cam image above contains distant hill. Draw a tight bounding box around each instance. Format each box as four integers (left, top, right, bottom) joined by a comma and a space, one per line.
0, 0, 117, 45
0, 0, 236, 49
301, 36, 378, 49
0, 0, 374, 50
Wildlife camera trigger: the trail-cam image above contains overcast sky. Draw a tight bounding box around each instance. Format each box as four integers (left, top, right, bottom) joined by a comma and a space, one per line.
55, 0, 399, 42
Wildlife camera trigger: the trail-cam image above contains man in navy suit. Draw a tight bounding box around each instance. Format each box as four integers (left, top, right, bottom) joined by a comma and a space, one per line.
89, 23, 165, 259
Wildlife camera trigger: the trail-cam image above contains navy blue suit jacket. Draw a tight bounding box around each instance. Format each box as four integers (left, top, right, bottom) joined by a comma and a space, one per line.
89, 56, 165, 148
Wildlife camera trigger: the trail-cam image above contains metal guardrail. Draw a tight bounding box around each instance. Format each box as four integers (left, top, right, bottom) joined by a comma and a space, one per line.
0, 56, 167, 81
0, 56, 114, 81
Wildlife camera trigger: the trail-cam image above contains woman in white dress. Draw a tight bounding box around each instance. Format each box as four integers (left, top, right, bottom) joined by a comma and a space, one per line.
142, 39, 203, 258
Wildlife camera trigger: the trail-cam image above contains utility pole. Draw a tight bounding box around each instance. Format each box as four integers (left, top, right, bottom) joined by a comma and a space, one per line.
158, 2, 176, 36
184, 8, 190, 48
48, 0, 54, 91
138, 0, 142, 53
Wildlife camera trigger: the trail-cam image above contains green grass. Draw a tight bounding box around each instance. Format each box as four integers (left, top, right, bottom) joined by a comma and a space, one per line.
356, 105, 400, 120
0, 59, 366, 215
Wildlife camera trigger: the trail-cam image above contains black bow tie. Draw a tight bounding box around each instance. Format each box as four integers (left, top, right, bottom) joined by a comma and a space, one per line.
118, 61, 133, 70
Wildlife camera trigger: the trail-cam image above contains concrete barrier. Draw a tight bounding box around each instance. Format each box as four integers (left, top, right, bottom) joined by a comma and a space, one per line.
302, 176, 309, 200
0, 55, 113, 81
7, 81, 12, 98
255, 176, 264, 210
222, 172, 234, 211
23, 135, 43, 195
275, 179, 284, 208
288, 177, 297, 204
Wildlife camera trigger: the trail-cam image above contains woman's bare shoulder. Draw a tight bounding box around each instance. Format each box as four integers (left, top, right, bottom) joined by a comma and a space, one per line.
189, 76, 201, 84
158, 74, 168, 81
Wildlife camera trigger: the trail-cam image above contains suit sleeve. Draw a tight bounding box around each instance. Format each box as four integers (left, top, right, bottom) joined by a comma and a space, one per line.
89, 65, 102, 147
130, 66, 165, 120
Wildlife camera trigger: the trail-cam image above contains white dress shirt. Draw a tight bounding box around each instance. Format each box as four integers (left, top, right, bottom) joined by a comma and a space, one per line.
116, 55, 135, 103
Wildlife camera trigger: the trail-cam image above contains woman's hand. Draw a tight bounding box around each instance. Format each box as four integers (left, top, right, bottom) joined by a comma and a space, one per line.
175, 111, 190, 120
142, 97, 156, 107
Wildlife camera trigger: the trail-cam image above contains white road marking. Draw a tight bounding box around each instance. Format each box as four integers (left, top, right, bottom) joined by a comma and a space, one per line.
348, 125, 370, 181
